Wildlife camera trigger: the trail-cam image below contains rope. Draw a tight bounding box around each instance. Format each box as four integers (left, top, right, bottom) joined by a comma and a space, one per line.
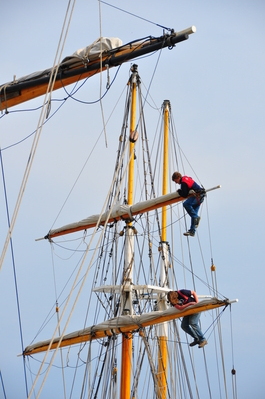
15, 18, 236, 398
0, 370, 7, 399
138, 330, 161, 398
229, 306, 238, 399
0, 149, 29, 396
98, 0, 108, 148
100, 1, 173, 31
0, 0, 76, 273
27, 139, 131, 397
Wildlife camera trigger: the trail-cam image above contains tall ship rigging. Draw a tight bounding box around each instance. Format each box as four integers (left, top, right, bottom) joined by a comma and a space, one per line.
0, 19, 238, 399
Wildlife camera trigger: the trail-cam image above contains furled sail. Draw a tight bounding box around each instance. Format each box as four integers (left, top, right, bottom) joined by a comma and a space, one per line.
23, 297, 230, 356
43, 186, 220, 240
44, 190, 184, 239
0, 27, 196, 111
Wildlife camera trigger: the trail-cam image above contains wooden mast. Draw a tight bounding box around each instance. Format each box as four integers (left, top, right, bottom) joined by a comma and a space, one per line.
157, 100, 170, 398
120, 64, 139, 399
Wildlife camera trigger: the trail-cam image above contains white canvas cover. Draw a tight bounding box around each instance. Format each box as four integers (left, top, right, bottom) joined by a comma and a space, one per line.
23, 298, 227, 355
3, 38, 123, 86
64, 37, 123, 62
46, 190, 184, 238
45, 186, 221, 239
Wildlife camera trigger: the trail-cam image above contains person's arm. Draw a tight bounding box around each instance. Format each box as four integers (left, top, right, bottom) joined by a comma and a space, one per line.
174, 290, 198, 310
174, 302, 194, 310
177, 182, 189, 197
191, 290, 199, 303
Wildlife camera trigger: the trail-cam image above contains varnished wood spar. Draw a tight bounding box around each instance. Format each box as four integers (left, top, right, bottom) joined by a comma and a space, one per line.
42, 185, 220, 240
0, 27, 196, 111
23, 299, 229, 356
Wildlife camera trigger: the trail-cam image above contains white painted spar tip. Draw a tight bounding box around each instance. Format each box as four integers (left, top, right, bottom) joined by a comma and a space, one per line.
227, 299, 238, 304
205, 185, 221, 193
177, 26, 196, 36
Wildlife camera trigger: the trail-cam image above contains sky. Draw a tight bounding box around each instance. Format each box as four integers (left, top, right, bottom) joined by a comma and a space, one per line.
1, 0, 265, 398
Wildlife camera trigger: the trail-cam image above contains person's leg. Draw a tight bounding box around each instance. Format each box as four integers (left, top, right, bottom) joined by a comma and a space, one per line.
183, 197, 198, 219
188, 313, 206, 342
181, 316, 199, 340
190, 203, 201, 230
183, 197, 200, 233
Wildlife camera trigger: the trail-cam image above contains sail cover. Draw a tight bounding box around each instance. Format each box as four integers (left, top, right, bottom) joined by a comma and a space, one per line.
23, 298, 228, 356
1, 27, 197, 111
2, 38, 122, 87
44, 186, 221, 239
61, 37, 123, 65
45, 190, 185, 239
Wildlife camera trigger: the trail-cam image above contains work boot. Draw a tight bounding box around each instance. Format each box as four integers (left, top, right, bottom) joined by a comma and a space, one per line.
198, 340, 208, 348
183, 230, 195, 237
189, 339, 199, 347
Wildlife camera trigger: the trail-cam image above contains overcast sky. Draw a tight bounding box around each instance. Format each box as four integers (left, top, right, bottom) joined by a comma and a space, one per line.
1, 1, 265, 398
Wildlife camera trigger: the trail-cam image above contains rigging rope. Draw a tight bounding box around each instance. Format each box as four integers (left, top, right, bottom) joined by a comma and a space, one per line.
0, 370, 7, 399
98, 0, 108, 148
0, 0, 76, 273
27, 139, 133, 396
17, 34, 237, 399
0, 149, 29, 396
100, 1, 173, 31
229, 306, 238, 399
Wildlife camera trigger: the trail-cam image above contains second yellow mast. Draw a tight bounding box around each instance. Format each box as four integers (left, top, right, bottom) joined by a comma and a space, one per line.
157, 100, 171, 399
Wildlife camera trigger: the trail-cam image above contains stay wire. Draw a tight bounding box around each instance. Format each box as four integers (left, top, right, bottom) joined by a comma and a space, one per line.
135, 36, 166, 134
229, 305, 238, 399
98, 0, 108, 148
28, 140, 131, 397
0, 370, 7, 399
205, 304, 230, 398
200, 306, 230, 399
48, 81, 127, 232
1, 63, 122, 153
100, 0, 173, 31
0, 0, 76, 274
0, 148, 29, 397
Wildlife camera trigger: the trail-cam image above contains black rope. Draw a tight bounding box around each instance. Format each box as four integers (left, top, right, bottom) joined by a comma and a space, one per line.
100, 1, 173, 32
0, 370, 7, 399
203, 304, 227, 338
0, 149, 29, 396
0, 98, 66, 151
229, 305, 238, 399
0, 63, 122, 152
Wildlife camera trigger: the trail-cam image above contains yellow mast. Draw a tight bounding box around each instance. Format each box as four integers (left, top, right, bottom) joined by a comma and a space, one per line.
161, 100, 170, 242
120, 64, 138, 399
157, 100, 170, 398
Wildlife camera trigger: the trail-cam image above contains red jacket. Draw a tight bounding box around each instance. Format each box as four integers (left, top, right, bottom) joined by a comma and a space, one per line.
177, 176, 202, 197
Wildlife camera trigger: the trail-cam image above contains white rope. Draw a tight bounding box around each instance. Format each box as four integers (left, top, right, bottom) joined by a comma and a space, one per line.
28, 140, 131, 398
48, 82, 127, 232
98, 0, 108, 148
0, 0, 77, 272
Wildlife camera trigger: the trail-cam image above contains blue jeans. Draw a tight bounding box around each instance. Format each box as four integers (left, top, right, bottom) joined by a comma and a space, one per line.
183, 195, 204, 232
181, 313, 205, 342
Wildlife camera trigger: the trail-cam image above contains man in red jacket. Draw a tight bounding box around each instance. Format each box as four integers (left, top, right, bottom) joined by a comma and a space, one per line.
172, 171, 205, 237
167, 290, 208, 348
